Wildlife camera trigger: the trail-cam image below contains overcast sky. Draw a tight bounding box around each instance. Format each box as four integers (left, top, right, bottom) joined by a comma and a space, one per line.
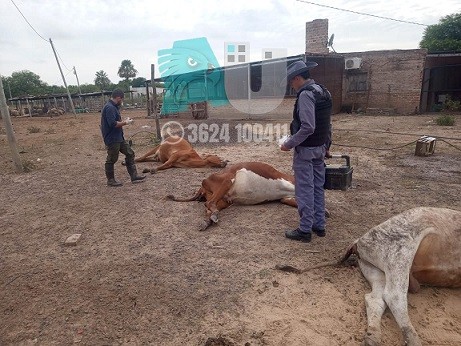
1, 0, 460, 86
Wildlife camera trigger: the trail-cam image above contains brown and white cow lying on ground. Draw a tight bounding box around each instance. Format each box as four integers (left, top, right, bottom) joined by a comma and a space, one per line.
280, 207, 460, 346
133, 136, 227, 173
167, 162, 299, 231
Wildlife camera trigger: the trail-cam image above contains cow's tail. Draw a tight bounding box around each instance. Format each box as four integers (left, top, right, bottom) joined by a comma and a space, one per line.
338, 242, 359, 264
275, 241, 359, 274
166, 188, 204, 202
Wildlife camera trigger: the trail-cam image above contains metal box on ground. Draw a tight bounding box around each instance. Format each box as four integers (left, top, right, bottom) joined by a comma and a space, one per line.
324, 154, 353, 190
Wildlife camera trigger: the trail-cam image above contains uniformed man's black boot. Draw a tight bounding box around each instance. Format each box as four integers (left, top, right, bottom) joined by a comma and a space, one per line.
105, 163, 123, 187
126, 163, 146, 183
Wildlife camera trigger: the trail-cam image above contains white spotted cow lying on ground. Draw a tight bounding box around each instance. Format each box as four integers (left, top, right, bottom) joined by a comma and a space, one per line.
132, 136, 227, 173
278, 207, 460, 345
340, 207, 460, 346
168, 162, 303, 231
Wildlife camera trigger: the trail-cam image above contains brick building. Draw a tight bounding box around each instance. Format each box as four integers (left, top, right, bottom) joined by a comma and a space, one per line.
306, 19, 428, 115
342, 50, 426, 114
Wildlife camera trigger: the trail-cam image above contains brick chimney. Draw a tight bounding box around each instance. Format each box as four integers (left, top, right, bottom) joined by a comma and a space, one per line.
306, 19, 329, 54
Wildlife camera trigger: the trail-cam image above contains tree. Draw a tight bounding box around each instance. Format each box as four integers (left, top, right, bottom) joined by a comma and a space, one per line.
94, 70, 111, 90
78, 83, 101, 93
5, 70, 48, 97
118, 60, 138, 81
114, 79, 131, 92
1, 75, 13, 99
420, 13, 461, 52
132, 77, 147, 88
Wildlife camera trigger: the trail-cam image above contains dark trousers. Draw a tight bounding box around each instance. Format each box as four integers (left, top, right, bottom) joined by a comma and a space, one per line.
105, 141, 135, 165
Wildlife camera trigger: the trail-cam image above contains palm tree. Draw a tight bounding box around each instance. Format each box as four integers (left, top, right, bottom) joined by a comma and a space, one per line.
94, 70, 111, 90
118, 60, 138, 81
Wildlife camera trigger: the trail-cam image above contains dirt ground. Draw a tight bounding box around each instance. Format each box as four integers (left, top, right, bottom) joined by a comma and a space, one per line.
1, 101, 460, 346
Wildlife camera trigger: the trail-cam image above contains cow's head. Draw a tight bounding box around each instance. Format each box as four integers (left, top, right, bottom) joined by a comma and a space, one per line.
203, 155, 228, 168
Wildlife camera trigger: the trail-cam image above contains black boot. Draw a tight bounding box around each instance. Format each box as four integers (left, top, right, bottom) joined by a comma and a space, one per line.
126, 163, 146, 183
105, 163, 123, 187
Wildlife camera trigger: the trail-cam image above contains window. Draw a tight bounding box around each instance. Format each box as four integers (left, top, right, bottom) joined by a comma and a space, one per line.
265, 52, 272, 59
238, 45, 246, 52
347, 72, 368, 92
238, 55, 246, 62
227, 44, 235, 53
227, 55, 235, 63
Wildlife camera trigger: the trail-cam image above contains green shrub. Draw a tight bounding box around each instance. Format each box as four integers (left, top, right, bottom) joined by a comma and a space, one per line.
444, 96, 461, 111
22, 160, 35, 172
27, 126, 41, 133
436, 114, 455, 126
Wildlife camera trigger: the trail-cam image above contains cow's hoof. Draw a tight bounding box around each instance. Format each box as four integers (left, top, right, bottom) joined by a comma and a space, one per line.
362, 334, 380, 346
142, 168, 150, 174
210, 213, 219, 223
199, 220, 211, 231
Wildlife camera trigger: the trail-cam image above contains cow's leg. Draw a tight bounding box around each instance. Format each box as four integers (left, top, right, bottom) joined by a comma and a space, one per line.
151, 152, 183, 172
200, 199, 231, 231
281, 197, 297, 207
152, 151, 206, 172
177, 158, 211, 168
382, 270, 422, 346
203, 175, 233, 224
206, 199, 231, 223
134, 145, 160, 162
359, 260, 387, 346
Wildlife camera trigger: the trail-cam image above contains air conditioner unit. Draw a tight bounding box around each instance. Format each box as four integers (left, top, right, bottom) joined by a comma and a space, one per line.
345, 57, 362, 70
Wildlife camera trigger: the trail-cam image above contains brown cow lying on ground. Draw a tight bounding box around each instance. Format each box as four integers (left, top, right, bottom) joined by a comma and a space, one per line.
279, 207, 461, 346
133, 136, 227, 173
168, 162, 302, 231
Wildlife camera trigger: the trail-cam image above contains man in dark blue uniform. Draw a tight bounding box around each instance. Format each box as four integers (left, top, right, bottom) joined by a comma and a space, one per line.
100, 89, 145, 186
280, 60, 332, 242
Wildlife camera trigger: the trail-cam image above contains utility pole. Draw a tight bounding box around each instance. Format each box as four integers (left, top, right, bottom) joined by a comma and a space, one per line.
0, 77, 23, 172
151, 64, 161, 139
145, 79, 151, 118
49, 38, 76, 115
6, 81, 12, 99
73, 66, 83, 109
73, 66, 82, 94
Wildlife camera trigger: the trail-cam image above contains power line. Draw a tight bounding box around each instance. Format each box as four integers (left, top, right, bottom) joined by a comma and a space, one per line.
10, 0, 48, 42
55, 47, 72, 72
295, 0, 429, 27
11, 0, 73, 74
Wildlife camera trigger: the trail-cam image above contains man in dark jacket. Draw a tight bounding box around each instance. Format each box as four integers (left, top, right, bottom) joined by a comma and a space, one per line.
101, 89, 145, 186
280, 60, 332, 242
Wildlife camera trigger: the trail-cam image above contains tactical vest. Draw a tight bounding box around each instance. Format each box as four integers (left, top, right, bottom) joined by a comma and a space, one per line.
290, 83, 332, 147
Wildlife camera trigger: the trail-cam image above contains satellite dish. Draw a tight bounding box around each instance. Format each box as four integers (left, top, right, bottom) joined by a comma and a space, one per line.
327, 34, 336, 53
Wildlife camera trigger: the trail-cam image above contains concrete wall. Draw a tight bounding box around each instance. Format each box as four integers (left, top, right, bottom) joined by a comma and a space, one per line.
342, 49, 427, 114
